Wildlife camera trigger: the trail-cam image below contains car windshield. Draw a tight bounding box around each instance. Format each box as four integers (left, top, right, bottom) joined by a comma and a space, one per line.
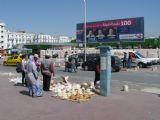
14, 56, 18, 59
135, 52, 145, 58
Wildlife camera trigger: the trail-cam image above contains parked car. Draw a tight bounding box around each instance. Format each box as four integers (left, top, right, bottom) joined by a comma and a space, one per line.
78, 53, 99, 62
82, 56, 122, 72
52, 53, 58, 58
3, 55, 22, 66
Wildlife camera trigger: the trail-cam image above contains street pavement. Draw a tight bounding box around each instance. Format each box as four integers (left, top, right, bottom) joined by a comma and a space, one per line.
0, 65, 160, 120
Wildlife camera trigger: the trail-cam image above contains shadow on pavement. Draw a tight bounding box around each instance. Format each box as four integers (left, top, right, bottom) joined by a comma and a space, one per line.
14, 83, 23, 86
19, 90, 30, 96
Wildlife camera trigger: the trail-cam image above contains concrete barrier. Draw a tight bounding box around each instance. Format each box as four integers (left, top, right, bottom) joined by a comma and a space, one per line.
40, 49, 160, 59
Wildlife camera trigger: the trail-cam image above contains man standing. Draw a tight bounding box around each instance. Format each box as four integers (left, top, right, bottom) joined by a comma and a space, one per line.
128, 52, 134, 68
41, 54, 55, 91
21, 54, 27, 86
64, 51, 69, 72
123, 52, 127, 68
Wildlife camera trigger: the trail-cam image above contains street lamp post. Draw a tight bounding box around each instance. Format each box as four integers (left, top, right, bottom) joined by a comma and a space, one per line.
83, 0, 87, 62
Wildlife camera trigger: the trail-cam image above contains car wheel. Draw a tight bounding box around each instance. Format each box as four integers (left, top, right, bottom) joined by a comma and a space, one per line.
115, 68, 120, 72
3, 62, 7, 66
84, 66, 89, 71
138, 62, 144, 68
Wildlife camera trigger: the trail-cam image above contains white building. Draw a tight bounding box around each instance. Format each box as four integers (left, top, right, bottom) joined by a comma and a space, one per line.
33, 34, 58, 43
8, 32, 71, 49
0, 22, 71, 49
0, 22, 8, 49
58, 36, 70, 43
8, 31, 35, 49
33, 34, 70, 44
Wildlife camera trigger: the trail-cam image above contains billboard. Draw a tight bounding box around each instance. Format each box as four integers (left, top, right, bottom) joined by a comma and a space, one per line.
76, 17, 144, 43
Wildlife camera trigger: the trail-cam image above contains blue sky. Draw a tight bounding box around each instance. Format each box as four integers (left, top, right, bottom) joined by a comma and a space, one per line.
0, 0, 160, 37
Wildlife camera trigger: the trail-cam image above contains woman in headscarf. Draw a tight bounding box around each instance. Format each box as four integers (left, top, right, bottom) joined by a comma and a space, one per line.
25, 55, 43, 97
34, 54, 41, 73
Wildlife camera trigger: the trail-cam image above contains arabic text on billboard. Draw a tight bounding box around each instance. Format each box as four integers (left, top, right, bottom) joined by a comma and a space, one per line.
76, 17, 144, 43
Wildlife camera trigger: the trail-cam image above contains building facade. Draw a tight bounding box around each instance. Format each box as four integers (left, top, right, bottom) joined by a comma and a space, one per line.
8, 32, 71, 49
0, 22, 8, 49
0, 22, 71, 49
8, 31, 35, 49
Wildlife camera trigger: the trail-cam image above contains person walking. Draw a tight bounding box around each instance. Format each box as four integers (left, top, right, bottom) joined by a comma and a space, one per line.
70, 57, 76, 73
94, 58, 100, 88
25, 55, 43, 97
21, 54, 27, 86
41, 54, 55, 91
74, 51, 79, 69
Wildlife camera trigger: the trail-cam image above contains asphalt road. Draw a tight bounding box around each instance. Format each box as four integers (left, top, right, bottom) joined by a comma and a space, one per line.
1, 64, 160, 90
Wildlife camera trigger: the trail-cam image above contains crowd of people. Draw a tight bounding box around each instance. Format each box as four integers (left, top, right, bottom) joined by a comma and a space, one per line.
20, 53, 55, 97
19, 51, 110, 97
122, 52, 135, 68
64, 51, 79, 73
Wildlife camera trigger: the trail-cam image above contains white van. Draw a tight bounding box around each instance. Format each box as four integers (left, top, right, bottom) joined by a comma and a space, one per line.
132, 51, 152, 68
111, 50, 158, 68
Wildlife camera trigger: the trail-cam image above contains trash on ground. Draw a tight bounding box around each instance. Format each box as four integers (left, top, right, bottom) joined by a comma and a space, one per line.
51, 78, 96, 103
9, 77, 22, 84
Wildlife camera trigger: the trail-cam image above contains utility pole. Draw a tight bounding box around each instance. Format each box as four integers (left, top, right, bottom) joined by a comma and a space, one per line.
83, 0, 87, 62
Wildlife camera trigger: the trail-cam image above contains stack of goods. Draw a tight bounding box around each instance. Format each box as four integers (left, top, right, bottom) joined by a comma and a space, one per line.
50, 80, 96, 103
9, 77, 22, 84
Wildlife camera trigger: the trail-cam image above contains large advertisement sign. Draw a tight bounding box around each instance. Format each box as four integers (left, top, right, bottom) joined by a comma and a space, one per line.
76, 17, 144, 43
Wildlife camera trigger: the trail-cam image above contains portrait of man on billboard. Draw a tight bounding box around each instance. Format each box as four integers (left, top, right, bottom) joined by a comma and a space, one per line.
96, 29, 105, 41
87, 30, 97, 43
107, 28, 117, 40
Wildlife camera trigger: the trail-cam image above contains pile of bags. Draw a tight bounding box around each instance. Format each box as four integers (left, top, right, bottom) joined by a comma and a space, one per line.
50, 78, 96, 103
9, 77, 22, 84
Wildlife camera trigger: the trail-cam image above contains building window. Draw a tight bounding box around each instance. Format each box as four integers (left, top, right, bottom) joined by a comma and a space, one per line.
1, 31, 3, 33
1, 36, 4, 38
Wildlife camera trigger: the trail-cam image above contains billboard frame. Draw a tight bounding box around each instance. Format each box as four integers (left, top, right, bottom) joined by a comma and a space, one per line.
76, 17, 144, 43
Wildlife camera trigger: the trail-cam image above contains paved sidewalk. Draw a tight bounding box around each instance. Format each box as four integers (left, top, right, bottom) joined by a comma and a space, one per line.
0, 74, 160, 120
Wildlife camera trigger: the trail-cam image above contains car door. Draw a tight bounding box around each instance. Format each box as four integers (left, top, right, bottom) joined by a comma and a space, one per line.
7, 56, 13, 65
13, 56, 18, 65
